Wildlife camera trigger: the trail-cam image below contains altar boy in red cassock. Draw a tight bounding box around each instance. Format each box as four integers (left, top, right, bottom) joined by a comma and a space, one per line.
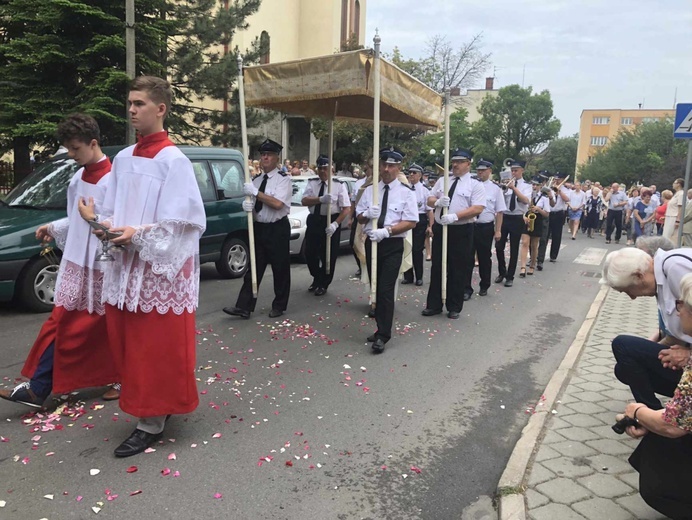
0, 114, 119, 409
79, 76, 206, 457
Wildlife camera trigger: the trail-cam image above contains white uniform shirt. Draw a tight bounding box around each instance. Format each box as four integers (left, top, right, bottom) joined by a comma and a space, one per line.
569, 189, 586, 209
356, 179, 418, 237
302, 177, 351, 215
252, 168, 292, 223
607, 190, 628, 211
654, 248, 692, 344
502, 178, 533, 216
553, 186, 569, 212
477, 179, 506, 223
411, 181, 432, 214
531, 191, 552, 214
430, 173, 486, 225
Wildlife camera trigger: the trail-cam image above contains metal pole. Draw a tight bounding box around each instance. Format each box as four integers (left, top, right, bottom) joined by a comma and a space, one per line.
370, 32, 381, 306
125, 0, 136, 145
677, 140, 692, 247
441, 90, 451, 304
237, 56, 258, 297
326, 102, 338, 275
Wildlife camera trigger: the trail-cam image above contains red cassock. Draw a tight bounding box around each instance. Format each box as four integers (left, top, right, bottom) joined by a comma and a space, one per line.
22, 307, 117, 394
101, 132, 202, 417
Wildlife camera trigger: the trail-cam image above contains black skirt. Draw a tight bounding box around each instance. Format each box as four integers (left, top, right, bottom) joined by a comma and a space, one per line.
629, 432, 692, 520
522, 214, 544, 237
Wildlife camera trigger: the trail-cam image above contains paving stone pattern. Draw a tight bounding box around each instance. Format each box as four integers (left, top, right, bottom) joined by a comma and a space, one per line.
525, 290, 669, 520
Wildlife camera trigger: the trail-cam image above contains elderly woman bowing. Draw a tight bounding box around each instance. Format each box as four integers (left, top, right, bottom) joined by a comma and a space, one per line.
601, 247, 692, 410
614, 272, 692, 519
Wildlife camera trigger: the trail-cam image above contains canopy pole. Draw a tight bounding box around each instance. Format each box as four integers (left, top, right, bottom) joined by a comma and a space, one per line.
326, 102, 338, 275
678, 140, 692, 247
238, 56, 258, 298
370, 31, 382, 307
442, 89, 451, 305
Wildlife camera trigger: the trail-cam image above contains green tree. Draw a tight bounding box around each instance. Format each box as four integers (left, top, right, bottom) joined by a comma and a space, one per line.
471, 85, 561, 166
407, 109, 475, 167
533, 135, 579, 177
579, 119, 687, 188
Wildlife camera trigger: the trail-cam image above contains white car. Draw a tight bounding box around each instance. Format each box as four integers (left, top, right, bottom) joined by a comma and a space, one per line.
289, 175, 357, 259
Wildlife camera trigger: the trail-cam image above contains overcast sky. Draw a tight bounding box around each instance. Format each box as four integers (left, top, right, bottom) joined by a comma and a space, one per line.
366, 0, 692, 136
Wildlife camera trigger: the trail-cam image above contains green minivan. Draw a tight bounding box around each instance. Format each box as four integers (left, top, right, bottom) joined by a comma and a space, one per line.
0, 145, 250, 312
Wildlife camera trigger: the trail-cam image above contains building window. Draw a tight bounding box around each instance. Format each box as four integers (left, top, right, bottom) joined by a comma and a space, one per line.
621, 117, 633, 125
353, 0, 361, 43
259, 31, 270, 64
340, 0, 349, 48
592, 117, 610, 125
642, 117, 659, 123
590, 136, 608, 146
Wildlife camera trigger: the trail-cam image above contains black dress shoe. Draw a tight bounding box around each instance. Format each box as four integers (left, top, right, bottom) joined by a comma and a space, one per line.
354, 269, 361, 277
222, 307, 250, 319
314, 287, 326, 296
536, 263, 543, 271
447, 311, 460, 319
308, 284, 316, 292
268, 309, 284, 318
479, 288, 488, 296
371, 339, 386, 353
401, 279, 413, 285
421, 308, 442, 316
367, 333, 377, 342
504, 279, 513, 287
415, 280, 423, 286
549, 259, 557, 263
494, 275, 505, 284
368, 309, 376, 318
114, 428, 163, 458
463, 292, 472, 301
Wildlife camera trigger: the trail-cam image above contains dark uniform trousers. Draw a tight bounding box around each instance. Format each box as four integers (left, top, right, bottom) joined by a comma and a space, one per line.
235, 217, 291, 312
605, 209, 624, 241
365, 237, 404, 343
305, 213, 341, 289
465, 221, 494, 294
403, 214, 428, 282
349, 219, 360, 271
495, 214, 524, 280
537, 213, 551, 265
427, 222, 473, 313
547, 210, 565, 260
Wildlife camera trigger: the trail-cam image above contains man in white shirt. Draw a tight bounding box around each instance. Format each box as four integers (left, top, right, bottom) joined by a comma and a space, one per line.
300, 159, 315, 176
568, 182, 587, 240
605, 182, 628, 244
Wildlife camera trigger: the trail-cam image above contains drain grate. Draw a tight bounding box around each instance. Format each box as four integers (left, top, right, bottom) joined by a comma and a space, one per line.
579, 271, 601, 278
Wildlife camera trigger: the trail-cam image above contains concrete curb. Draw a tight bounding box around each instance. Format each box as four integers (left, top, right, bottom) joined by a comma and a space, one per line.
496, 284, 610, 520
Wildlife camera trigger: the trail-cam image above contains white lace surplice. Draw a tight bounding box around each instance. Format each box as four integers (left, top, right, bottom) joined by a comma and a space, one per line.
100, 146, 206, 314
49, 169, 110, 314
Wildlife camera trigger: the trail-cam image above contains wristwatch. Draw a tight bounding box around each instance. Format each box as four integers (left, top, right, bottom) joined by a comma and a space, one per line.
386, 226, 393, 235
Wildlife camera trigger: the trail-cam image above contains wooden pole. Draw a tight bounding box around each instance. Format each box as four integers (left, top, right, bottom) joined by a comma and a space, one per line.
370, 32, 382, 306
237, 56, 258, 298
441, 90, 451, 305
326, 102, 338, 275
125, 0, 135, 145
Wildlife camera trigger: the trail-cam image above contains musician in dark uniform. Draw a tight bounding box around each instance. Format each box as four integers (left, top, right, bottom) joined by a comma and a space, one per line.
223, 139, 293, 319
301, 155, 351, 296
422, 148, 485, 319
495, 160, 532, 287
356, 147, 418, 353
518, 175, 551, 277
402, 163, 433, 286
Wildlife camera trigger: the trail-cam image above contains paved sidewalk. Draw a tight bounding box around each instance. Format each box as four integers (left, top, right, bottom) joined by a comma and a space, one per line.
501, 289, 669, 520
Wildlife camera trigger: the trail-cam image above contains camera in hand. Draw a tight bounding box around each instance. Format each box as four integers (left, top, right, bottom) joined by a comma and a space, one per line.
612, 416, 638, 435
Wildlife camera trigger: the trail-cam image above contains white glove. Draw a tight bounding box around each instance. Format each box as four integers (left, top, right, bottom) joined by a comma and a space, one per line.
440, 213, 459, 225
319, 193, 338, 204
435, 196, 450, 208
242, 199, 255, 212
366, 227, 390, 242
325, 222, 339, 237
363, 205, 381, 220
243, 182, 259, 197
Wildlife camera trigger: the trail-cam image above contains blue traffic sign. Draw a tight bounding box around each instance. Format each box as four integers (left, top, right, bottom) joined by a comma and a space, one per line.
674, 103, 692, 138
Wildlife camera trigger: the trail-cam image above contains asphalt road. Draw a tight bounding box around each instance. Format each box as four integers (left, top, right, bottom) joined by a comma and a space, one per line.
0, 232, 612, 520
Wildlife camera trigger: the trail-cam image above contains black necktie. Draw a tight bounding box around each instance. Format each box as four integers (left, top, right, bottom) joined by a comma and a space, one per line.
378, 185, 389, 229
314, 181, 325, 215
448, 177, 460, 200
509, 185, 517, 212
254, 174, 268, 212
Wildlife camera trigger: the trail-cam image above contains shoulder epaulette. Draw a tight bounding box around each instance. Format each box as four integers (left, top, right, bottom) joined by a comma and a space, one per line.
278, 171, 287, 177
332, 178, 343, 184
406, 184, 415, 191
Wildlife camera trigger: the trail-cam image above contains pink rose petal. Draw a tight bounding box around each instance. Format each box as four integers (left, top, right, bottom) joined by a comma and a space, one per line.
167, 453, 176, 460
212, 433, 222, 439
161, 468, 171, 476
213, 493, 223, 499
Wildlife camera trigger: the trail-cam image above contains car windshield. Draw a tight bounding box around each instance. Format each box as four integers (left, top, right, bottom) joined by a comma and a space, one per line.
291, 178, 309, 206
4, 155, 79, 209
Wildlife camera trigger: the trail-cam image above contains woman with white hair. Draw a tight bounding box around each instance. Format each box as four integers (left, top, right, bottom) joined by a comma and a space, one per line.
602, 247, 692, 409
615, 272, 692, 519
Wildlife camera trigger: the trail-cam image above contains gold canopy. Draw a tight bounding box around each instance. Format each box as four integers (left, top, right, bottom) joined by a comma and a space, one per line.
242, 49, 442, 129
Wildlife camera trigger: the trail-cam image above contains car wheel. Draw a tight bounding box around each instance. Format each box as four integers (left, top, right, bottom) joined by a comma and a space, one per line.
215, 237, 249, 279
18, 256, 60, 313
